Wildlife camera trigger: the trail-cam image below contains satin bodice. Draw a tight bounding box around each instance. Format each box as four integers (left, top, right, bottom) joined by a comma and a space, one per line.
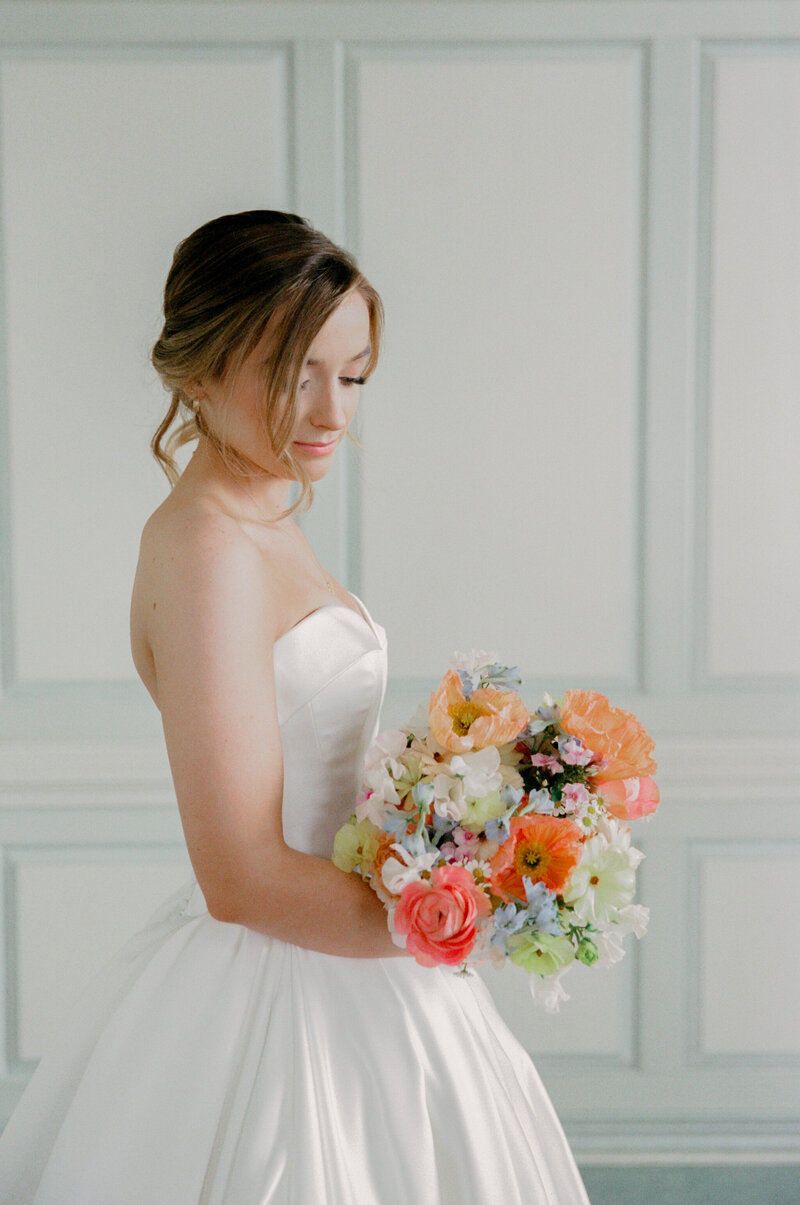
273, 594, 387, 855
184, 593, 387, 916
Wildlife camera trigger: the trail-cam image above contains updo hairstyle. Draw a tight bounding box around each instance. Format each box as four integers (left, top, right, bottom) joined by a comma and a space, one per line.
150, 210, 383, 519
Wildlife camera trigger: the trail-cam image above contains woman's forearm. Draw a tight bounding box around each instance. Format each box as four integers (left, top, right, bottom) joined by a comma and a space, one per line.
208, 842, 409, 959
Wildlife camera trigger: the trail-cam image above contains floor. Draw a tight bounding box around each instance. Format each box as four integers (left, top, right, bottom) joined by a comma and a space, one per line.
578, 1164, 800, 1205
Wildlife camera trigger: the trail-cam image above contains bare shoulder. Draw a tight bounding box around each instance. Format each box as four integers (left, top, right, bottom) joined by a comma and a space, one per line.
130, 498, 283, 703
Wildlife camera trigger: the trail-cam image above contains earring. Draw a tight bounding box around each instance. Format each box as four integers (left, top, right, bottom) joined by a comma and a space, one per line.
187, 393, 200, 413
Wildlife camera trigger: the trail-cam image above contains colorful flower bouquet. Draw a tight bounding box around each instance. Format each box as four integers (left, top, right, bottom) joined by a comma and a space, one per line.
332, 650, 658, 1011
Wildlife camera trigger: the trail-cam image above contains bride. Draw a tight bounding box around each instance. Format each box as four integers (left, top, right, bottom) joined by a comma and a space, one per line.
0, 210, 590, 1203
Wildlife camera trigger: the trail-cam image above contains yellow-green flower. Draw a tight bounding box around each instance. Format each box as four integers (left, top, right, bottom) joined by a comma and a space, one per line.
507, 930, 576, 977
461, 790, 507, 831
332, 816, 384, 874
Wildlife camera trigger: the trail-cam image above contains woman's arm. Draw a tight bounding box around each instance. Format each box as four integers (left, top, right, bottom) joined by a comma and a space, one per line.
147, 512, 405, 959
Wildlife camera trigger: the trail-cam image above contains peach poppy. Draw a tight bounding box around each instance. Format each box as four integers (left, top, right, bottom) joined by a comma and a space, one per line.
597, 775, 659, 821
369, 832, 405, 896
559, 690, 657, 784
429, 670, 529, 754
489, 813, 583, 903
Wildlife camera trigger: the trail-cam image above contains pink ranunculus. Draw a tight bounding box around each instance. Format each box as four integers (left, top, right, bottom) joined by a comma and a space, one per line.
598, 775, 659, 821
393, 864, 491, 967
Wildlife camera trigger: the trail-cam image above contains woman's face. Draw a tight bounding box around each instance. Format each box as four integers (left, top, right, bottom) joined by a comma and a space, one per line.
198, 288, 372, 482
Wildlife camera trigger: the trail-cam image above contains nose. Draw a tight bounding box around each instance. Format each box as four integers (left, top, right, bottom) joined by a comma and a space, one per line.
310, 378, 349, 431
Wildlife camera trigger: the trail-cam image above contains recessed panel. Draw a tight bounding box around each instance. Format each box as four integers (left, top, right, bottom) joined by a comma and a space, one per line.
356, 52, 643, 679
706, 53, 800, 678
480, 951, 633, 1059
700, 851, 800, 1054
0, 55, 288, 682
15, 853, 192, 1061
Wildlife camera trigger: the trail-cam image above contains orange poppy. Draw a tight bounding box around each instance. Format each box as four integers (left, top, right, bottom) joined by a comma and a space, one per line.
429, 670, 529, 754
489, 813, 583, 902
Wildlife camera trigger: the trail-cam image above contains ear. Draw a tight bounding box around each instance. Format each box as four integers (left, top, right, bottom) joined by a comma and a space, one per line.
185, 378, 208, 400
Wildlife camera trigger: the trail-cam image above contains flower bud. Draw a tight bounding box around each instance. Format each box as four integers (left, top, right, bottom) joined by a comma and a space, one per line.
576, 938, 599, 966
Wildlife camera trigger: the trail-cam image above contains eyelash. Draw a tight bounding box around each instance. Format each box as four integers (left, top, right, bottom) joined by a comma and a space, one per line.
299, 376, 365, 390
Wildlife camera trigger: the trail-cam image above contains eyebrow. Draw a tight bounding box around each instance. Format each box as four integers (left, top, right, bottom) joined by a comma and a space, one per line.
305, 346, 371, 367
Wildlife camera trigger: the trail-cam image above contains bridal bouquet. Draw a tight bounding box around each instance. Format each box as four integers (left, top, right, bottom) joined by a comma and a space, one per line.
332, 651, 658, 1012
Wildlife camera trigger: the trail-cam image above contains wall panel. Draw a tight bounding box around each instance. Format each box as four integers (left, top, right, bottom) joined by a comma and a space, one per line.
0, 52, 290, 684
353, 47, 645, 688
697, 844, 800, 1058
701, 47, 800, 684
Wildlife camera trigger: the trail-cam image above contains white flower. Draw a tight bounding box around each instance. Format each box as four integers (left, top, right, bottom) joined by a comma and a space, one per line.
451, 648, 499, 678
355, 790, 388, 826
470, 920, 505, 967
617, 903, 649, 938
594, 815, 645, 869
432, 773, 469, 821
528, 966, 572, 1013
385, 905, 409, 949
365, 729, 407, 771
593, 929, 626, 967
450, 746, 503, 798
405, 702, 431, 739
362, 730, 409, 808
380, 844, 439, 896
562, 825, 641, 926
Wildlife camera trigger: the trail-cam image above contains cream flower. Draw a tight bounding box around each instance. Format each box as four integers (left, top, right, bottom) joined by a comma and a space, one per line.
527, 966, 572, 1013
617, 903, 649, 938
380, 844, 439, 896
432, 773, 469, 822
562, 823, 642, 926
451, 747, 503, 796
593, 929, 626, 967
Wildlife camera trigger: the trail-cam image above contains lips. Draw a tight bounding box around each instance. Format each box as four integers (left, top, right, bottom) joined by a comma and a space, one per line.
296, 441, 334, 447
293, 437, 339, 454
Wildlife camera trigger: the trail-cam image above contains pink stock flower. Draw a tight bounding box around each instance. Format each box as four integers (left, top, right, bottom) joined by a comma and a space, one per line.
561, 782, 592, 813
529, 753, 563, 774
597, 776, 659, 821
393, 864, 491, 967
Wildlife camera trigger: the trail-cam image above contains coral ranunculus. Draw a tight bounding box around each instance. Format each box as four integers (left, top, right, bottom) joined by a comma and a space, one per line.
429, 670, 529, 754
489, 814, 583, 903
597, 776, 660, 821
393, 864, 491, 967
559, 690, 657, 783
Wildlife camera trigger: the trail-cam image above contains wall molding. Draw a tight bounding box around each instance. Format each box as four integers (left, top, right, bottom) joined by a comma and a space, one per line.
692, 39, 800, 693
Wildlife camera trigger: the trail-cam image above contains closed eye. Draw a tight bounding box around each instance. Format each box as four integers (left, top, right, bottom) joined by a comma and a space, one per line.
298, 375, 365, 391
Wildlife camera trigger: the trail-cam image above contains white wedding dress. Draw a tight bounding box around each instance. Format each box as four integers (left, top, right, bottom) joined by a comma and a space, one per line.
0, 594, 590, 1204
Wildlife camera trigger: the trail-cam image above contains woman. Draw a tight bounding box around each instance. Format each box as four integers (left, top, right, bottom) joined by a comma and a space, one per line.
0, 210, 590, 1203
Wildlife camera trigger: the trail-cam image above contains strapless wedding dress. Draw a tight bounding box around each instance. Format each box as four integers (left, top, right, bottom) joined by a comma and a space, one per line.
0, 594, 590, 1204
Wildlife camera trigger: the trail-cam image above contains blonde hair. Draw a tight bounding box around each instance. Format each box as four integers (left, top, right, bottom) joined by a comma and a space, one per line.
150, 210, 383, 520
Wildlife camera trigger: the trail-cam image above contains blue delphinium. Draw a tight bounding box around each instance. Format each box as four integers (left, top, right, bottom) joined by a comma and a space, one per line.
479, 663, 523, 692
491, 879, 563, 949
457, 669, 474, 698
490, 902, 528, 947
382, 811, 409, 840
500, 783, 524, 808
485, 814, 511, 843
520, 787, 556, 816
522, 878, 562, 935
431, 811, 456, 837
411, 781, 435, 811
535, 694, 560, 724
